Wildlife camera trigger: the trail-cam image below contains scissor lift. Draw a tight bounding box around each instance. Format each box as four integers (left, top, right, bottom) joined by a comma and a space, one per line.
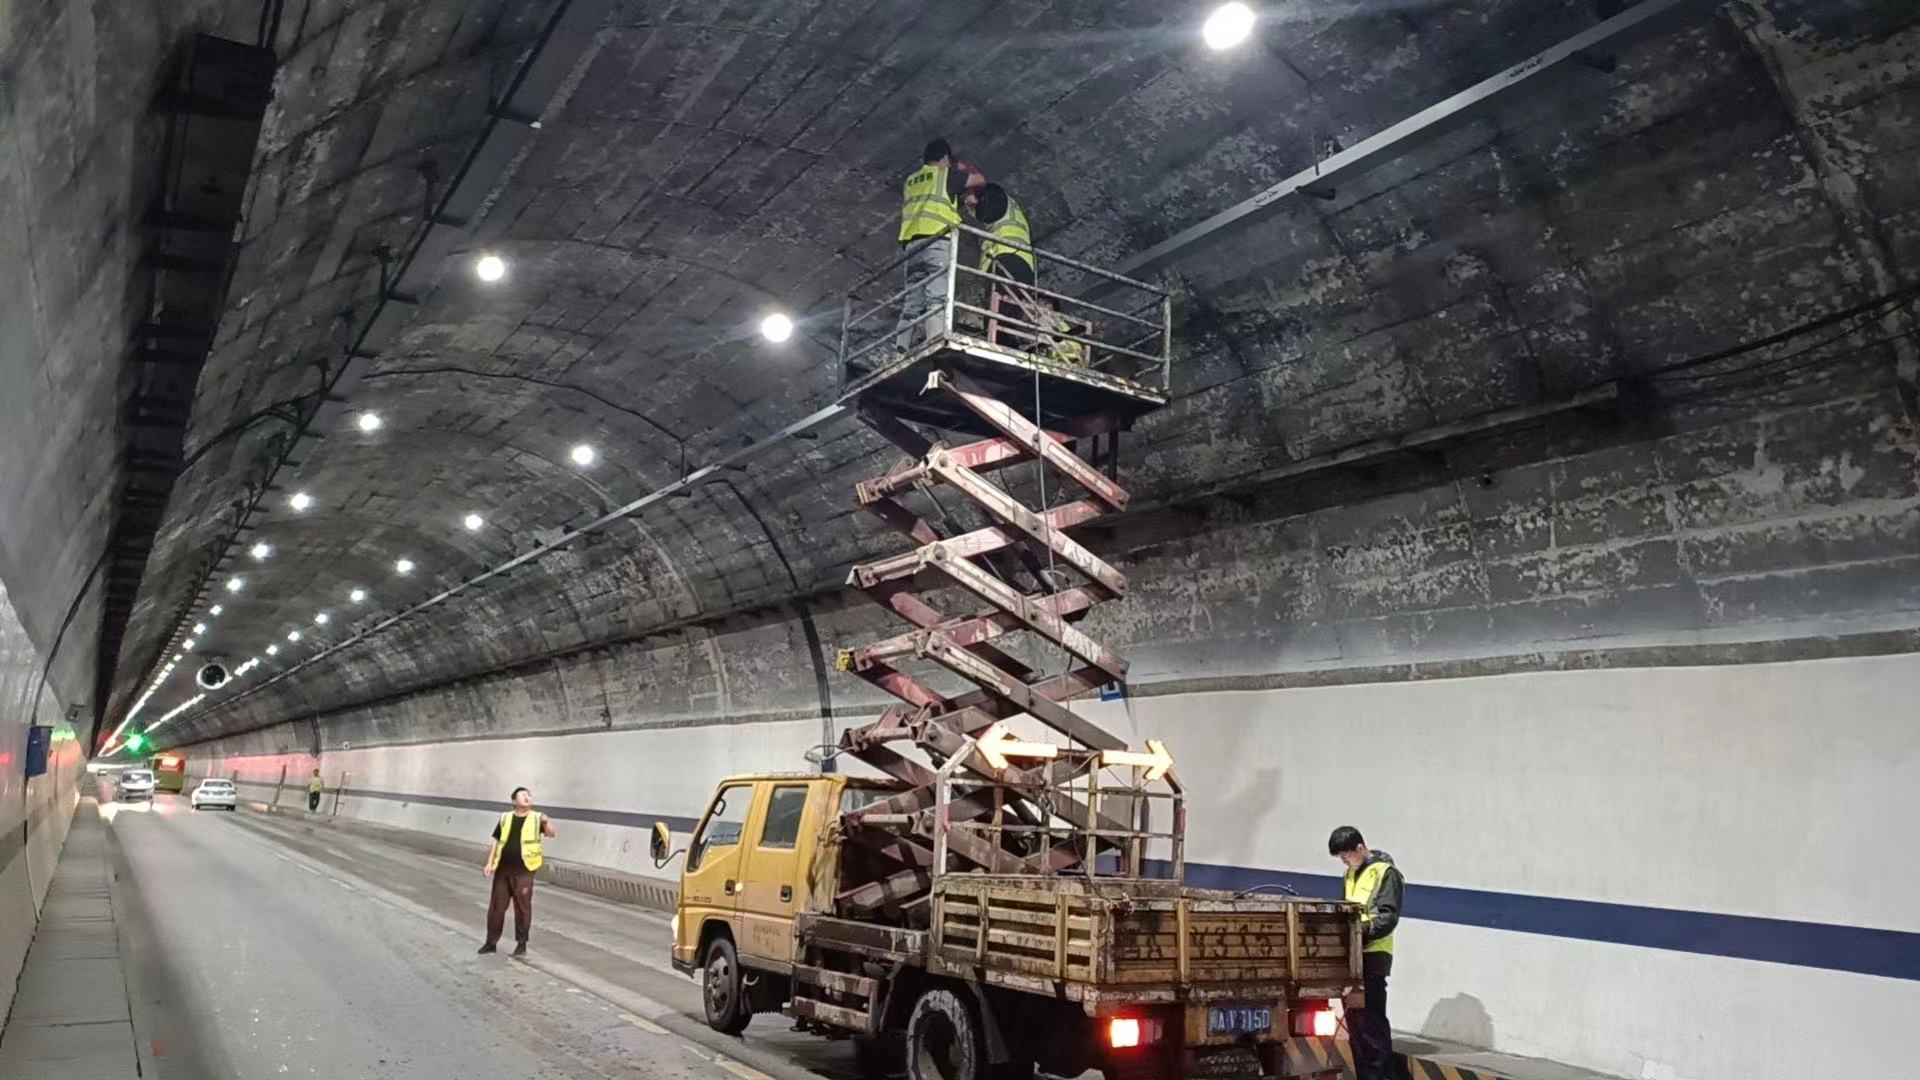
827, 227, 1177, 920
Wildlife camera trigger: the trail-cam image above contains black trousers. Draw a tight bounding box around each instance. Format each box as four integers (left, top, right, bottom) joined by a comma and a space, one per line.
308, 791, 321, 811
486, 865, 536, 946
1353, 951, 1407, 1080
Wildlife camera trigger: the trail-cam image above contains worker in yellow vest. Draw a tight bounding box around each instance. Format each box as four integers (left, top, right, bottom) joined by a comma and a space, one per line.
973, 183, 1083, 366
894, 137, 978, 351
479, 786, 557, 956
306, 768, 324, 812
1330, 826, 1407, 1080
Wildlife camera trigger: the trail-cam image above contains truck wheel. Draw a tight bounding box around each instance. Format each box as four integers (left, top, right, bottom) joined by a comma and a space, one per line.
854, 1032, 906, 1078
907, 989, 982, 1080
702, 937, 752, 1034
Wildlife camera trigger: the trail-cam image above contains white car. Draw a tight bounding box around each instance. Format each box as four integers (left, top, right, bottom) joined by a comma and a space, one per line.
190, 778, 238, 811
117, 770, 156, 801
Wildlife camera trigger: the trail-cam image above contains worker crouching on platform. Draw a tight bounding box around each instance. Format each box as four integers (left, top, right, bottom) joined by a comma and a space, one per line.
1330, 826, 1408, 1080
480, 786, 557, 957
971, 182, 1084, 366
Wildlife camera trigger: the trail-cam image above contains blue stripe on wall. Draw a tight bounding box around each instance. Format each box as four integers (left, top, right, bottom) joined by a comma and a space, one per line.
1170, 860, 1920, 983
234, 778, 1918, 981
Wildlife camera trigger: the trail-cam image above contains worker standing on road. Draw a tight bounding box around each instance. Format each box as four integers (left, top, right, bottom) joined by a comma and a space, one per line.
307, 768, 324, 812
480, 786, 556, 957
1330, 826, 1407, 1080
895, 137, 980, 351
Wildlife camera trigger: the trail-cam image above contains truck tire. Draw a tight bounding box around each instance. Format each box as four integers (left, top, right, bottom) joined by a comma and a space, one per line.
854, 1032, 906, 1078
702, 936, 752, 1034
907, 989, 982, 1080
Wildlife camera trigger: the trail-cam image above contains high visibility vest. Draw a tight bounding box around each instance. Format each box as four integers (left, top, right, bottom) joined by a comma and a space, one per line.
307, 776, 323, 794
899, 163, 961, 243
489, 811, 544, 873
980, 198, 1034, 276
1344, 860, 1395, 955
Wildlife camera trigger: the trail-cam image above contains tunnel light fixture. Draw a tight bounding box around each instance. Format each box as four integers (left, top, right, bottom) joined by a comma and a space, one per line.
193, 622, 206, 635
226, 576, 245, 593
287, 630, 302, 642
759, 311, 794, 343
395, 557, 415, 575
289, 490, 313, 511
210, 604, 223, 616
350, 587, 368, 604
266, 644, 279, 656
174, 653, 183, 661
250, 541, 272, 560
463, 512, 485, 532
1204, 2, 1255, 49
314, 612, 330, 625
475, 254, 507, 282
183, 638, 197, 651
356, 411, 382, 433
570, 444, 596, 467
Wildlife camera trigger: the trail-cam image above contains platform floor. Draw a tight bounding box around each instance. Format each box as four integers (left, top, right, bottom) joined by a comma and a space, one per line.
0, 789, 1626, 1080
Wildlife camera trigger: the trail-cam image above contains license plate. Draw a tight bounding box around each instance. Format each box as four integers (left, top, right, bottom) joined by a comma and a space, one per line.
1206, 1005, 1272, 1037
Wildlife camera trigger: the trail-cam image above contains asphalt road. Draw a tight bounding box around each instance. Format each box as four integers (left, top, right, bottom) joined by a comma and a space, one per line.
97, 790, 836, 1080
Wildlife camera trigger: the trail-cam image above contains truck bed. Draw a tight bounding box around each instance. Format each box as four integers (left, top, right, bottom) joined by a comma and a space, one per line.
806, 875, 1360, 1013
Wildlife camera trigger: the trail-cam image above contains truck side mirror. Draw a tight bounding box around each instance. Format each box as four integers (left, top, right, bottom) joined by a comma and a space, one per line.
650, 822, 681, 867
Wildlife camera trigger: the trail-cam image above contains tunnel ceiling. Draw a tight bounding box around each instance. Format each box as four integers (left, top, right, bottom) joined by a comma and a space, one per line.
109, 0, 1920, 744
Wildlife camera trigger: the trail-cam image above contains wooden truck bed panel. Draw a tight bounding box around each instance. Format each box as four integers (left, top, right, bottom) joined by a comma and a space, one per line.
924, 876, 1359, 1002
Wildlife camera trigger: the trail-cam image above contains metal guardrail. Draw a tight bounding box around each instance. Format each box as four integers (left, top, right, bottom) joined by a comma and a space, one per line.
838, 223, 1174, 393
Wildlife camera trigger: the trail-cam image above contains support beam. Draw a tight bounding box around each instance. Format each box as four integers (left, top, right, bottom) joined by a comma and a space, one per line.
1114, 0, 1714, 282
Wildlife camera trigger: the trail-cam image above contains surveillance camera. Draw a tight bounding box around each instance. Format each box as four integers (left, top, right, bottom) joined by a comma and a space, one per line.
197, 660, 232, 690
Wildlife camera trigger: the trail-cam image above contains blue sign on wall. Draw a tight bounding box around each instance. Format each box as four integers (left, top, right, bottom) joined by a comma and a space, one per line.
24, 726, 51, 778
1099, 682, 1127, 702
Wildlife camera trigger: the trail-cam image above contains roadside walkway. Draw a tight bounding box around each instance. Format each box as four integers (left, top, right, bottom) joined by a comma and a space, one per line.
0, 800, 139, 1078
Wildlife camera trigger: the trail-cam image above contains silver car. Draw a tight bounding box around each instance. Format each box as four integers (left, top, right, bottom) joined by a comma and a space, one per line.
117, 770, 156, 801
190, 778, 238, 811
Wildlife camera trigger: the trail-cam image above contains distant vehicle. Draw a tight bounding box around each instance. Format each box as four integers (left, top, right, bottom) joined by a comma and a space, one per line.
117, 770, 156, 801
149, 753, 188, 794
190, 778, 238, 811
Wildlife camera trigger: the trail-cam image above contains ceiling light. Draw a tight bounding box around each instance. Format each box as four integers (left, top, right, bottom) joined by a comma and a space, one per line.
570, 444, 596, 466
395, 558, 415, 575
357, 412, 382, 433
1204, 2, 1255, 49
287, 630, 302, 642
210, 604, 223, 616
289, 491, 313, 511
314, 612, 330, 625
193, 622, 206, 635
250, 541, 272, 560
174, 653, 183, 661
183, 638, 197, 651
759, 312, 794, 343
226, 576, 245, 593
266, 644, 279, 656
463, 512, 485, 531
475, 254, 506, 282
350, 588, 367, 604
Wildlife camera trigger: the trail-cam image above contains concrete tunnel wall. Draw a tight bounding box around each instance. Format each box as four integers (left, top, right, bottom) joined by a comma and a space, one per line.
0, 579, 93, 1024
181, 386, 1920, 1080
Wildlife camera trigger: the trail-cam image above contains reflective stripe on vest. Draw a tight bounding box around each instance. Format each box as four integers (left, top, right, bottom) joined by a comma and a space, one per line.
1344, 861, 1395, 955
492, 810, 544, 873
980, 198, 1034, 274
899, 163, 961, 243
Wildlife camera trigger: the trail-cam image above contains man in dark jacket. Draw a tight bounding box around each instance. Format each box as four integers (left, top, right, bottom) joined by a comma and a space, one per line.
1330, 826, 1407, 1080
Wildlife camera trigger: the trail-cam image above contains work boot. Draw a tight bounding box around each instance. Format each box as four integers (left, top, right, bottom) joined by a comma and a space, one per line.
477, 943, 497, 954
511, 942, 528, 957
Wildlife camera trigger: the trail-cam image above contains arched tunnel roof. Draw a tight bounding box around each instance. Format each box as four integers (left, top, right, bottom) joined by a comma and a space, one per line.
80, 0, 1917, 746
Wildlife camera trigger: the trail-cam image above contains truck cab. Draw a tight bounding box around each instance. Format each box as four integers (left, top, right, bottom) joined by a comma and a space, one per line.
665, 772, 905, 1027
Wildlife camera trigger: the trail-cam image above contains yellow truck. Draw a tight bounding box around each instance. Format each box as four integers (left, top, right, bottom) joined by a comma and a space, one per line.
654, 771, 1361, 1080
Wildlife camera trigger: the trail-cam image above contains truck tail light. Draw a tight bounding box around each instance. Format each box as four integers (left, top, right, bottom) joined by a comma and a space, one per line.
1291, 1002, 1338, 1037
1109, 1018, 1140, 1049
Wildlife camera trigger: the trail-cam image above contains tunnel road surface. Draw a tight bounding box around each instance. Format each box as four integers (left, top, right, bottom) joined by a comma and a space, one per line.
96, 791, 858, 1080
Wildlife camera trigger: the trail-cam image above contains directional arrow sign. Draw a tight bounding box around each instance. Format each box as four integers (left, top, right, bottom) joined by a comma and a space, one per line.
975, 722, 1061, 770
1101, 739, 1173, 781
